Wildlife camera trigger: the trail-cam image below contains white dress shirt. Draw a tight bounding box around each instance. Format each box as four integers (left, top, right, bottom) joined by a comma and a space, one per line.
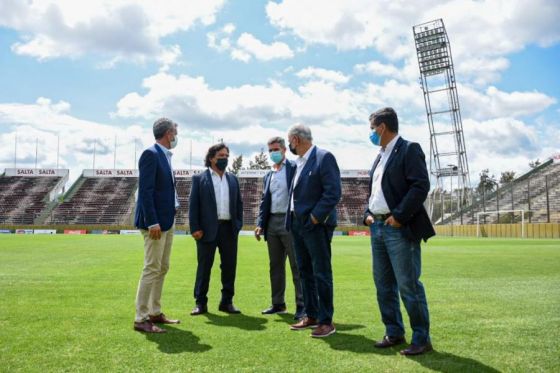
210, 169, 231, 220
270, 161, 289, 214
368, 135, 400, 214
290, 145, 316, 211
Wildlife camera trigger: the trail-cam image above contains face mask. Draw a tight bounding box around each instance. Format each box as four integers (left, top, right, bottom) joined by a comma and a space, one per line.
216, 158, 228, 171
169, 135, 178, 149
270, 151, 283, 164
369, 127, 383, 146
288, 141, 297, 155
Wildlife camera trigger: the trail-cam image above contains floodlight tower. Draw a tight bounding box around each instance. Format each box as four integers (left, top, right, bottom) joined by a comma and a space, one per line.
413, 19, 471, 223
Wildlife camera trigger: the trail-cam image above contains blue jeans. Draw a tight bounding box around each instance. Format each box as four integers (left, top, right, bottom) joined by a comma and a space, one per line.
291, 215, 334, 325
370, 221, 430, 345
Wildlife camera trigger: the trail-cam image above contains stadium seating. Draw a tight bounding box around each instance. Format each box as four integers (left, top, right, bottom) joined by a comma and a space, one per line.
0, 175, 62, 224
45, 176, 137, 225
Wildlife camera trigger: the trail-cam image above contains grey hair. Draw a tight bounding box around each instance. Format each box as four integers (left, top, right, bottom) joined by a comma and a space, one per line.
267, 136, 285, 148
287, 124, 313, 142
153, 118, 177, 139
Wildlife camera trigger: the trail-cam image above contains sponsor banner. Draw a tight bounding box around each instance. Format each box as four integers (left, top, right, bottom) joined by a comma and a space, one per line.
4, 168, 69, 177
238, 230, 254, 236
82, 169, 138, 178
174, 169, 204, 178
105, 230, 120, 235
348, 230, 370, 236
90, 230, 105, 235
0, 229, 12, 234
332, 231, 343, 236
552, 153, 560, 164
16, 229, 34, 234
64, 229, 87, 235
174, 230, 187, 235
120, 229, 141, 235
238, 169, 268, 178
33, 229, 56, 235
340, 169, 370, 178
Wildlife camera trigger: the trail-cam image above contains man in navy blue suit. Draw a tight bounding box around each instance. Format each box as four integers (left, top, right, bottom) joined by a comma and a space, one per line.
286, 124, 341, 338
189, 143, 243, 315
364, 107, 436, 355
255, 136, 304, 319
133, 118, 181, 334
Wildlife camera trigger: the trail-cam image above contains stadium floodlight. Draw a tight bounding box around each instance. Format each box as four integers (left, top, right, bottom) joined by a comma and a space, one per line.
413, 19, 471, 225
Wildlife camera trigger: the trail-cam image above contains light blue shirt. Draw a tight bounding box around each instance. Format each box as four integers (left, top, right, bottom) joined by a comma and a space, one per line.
155, 143, 180, 209
270, 161, 289, 214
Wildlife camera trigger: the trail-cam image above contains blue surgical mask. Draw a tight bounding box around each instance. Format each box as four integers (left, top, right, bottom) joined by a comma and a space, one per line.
169, 135, 178, 149
369, 129, 381, 146
270, 151, 283, 164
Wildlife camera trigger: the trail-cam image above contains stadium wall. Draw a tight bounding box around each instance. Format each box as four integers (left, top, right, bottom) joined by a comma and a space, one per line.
435, 223, 560, 238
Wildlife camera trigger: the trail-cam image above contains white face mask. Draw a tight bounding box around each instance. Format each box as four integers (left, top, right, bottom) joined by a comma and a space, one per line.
169, 135, 178, 149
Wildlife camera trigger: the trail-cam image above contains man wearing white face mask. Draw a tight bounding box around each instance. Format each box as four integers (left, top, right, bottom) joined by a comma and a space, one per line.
255, 137, 304, 319
133, 118, 180, 333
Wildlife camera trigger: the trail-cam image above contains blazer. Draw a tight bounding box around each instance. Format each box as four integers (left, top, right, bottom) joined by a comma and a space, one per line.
364, 137, 436, 242
188, 169, 243, 243
134, 144, 177, 232
286, 147, 341, 231
256, 159, 296, 241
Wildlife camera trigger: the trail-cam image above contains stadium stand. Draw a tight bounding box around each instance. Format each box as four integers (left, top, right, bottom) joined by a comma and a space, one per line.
445, 158, 560, 224
0, 168, 68, 225
44, 169, 137, 225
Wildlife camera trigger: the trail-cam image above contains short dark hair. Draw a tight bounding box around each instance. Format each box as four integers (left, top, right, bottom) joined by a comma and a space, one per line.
153, 118, 176, 139
204, 143, 229, 167
369, 107, 398, 133
267, 136, 285, 148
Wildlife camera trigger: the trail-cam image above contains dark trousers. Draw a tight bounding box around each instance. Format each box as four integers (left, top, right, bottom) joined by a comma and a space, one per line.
266, 214, 304, 308
194, 222, 238, 305
291, 215, 334, 325
370, 221, 430, 345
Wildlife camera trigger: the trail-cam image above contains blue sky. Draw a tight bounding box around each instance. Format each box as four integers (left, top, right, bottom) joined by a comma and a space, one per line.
0, 0, 559, 186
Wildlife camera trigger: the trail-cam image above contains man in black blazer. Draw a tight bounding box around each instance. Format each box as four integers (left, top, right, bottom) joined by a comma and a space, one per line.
364, 107, 435, 355
286, 124, 341, 338
255, 136, 304, 319
189, 143, 243, 315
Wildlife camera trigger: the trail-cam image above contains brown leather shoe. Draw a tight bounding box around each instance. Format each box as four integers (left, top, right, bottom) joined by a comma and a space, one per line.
190, 304, 208, 316
149, 313, 181, 324
311, 323, 336, 338
133, 320, 167, 333
400, 343, 433, 356
374, 335, 407, 348
218, 303, 241, 314
290, 317, 318, 330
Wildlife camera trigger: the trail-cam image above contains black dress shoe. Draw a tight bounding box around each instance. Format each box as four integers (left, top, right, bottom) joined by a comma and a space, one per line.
293, 306, 305, 320
262, 304, 287, 315
219, 303, 241, 314
190, 304, 208, 316
400, 343, 433, 356
374, 335, 407, 348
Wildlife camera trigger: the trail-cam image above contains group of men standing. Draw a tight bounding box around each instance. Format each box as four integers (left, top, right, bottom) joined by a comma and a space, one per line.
131, 107, 435, 355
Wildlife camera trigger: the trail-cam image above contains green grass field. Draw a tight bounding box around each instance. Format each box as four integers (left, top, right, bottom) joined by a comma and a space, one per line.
1, 235, 559, 372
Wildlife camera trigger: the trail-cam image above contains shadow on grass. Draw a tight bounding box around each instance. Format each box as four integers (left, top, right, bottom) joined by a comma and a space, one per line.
406, 350, 500, 373
145, 325, 212, 354
318, 331, 384, 354
204, 312, 267, 331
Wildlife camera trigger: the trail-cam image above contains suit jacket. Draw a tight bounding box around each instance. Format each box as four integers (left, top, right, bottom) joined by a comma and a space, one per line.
134, 144, 177, 232
189, 169, 243, 243
286, 147, 341, 231
364, 137, 435, 242
256, 159, 296, 241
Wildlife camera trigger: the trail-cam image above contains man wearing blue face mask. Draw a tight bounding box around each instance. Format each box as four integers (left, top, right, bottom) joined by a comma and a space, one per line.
189, 143, 244, 315
255, 137, 305, 319
365, 107, 435, 356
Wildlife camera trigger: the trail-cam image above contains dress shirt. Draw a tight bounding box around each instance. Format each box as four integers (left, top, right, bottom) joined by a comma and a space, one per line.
368, 135, 400, 214
290, 145, 316, 211
270, 161, 289, 214
210, 169, 231, 220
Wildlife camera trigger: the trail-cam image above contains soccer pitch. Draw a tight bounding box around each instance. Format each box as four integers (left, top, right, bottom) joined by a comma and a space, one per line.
1, 235, 559, 372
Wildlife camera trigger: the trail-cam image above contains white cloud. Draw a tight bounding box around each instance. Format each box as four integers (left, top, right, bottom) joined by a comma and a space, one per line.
0, 0, 225, 68
234, 32, 294, 62
296, 67, 350, 84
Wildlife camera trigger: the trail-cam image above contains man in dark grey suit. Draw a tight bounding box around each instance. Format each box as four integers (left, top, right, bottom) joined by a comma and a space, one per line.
255, 136, 304, 320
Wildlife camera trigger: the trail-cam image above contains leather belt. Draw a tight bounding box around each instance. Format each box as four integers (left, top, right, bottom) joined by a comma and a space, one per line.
218, 220, 231, 224
372, 213, 391, 221
271, 212, 286, 216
